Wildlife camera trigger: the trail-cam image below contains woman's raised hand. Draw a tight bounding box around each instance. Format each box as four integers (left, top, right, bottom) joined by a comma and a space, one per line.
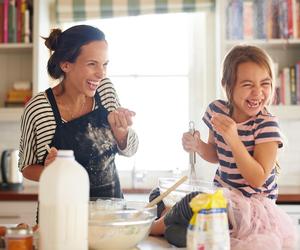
108, 107, 136, 149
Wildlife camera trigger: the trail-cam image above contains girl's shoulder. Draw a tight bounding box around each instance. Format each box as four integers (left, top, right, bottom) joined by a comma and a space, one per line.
206, 99, 230, 115
254, 107, 279, 125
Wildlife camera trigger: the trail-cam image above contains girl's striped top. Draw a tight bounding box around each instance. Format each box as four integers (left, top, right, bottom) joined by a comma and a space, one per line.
19, 78, 138, 171
203, 100, 283, 200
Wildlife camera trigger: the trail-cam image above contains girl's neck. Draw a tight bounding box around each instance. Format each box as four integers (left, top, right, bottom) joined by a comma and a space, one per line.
231, 109, 252, 124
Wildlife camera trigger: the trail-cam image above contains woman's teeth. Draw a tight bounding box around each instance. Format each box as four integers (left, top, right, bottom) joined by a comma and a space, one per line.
87, 80, 99, 89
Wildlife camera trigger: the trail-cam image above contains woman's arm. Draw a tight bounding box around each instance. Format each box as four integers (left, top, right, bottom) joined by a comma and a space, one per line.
99, 78, 138, 155
21, 164, 44, 182
21, 147, 58, 182
117, 128, 138, 156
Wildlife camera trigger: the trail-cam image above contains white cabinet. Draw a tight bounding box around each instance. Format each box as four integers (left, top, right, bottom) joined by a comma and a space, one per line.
0, 201, 37, 226
215, 0, 300, 120
278, 204, 300, 235
0, 0, 50, 122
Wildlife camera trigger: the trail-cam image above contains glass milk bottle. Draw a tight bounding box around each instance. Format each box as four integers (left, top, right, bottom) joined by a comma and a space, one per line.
39, 150, 89, 250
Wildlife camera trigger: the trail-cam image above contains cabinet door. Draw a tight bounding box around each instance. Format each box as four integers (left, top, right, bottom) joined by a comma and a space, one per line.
278, 204, 300, 234
0, 201, 37, 226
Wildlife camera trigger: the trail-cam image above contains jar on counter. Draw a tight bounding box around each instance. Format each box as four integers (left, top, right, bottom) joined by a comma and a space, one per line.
5, 227, 33, 250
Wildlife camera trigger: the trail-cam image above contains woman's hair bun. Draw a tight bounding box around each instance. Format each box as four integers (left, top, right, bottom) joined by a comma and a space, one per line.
44, 28, 62, 51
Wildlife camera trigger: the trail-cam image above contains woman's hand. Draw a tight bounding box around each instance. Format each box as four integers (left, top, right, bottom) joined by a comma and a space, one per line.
44, 147, 58, 167
182, 130, 201, 153
108, 107, 136, 150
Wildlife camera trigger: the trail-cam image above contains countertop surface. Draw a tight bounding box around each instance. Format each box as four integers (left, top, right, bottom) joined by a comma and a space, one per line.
1, 185, 300, 204
0, 235, 179, 250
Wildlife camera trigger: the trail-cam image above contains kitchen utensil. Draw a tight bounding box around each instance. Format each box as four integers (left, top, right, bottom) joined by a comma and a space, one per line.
146, 175, 188, 208
159, 177, 217, 207
188, 121, 197, 183
88, 199, 156, 250
0, 149, 23, 191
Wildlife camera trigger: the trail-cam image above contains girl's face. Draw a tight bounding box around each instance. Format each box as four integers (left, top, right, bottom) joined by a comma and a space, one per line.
62, 40, 108, 97
231, 61, 272, 123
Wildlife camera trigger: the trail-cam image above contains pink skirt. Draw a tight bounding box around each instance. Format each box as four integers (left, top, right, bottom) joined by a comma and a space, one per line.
223, 189, 298, 250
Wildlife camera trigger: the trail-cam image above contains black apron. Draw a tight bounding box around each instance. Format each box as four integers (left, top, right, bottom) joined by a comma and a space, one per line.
45, 88, 123, 199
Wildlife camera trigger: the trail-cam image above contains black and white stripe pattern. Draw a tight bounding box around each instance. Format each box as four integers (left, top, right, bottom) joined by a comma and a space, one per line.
19, 78, 138, 171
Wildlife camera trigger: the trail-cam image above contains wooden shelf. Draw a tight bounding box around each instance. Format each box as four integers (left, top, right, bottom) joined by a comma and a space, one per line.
270, 105, 300, 120
226, 39, 300, 48
0, 44, 33, 54
0, 43, 33, 49
0, 108, 24, 122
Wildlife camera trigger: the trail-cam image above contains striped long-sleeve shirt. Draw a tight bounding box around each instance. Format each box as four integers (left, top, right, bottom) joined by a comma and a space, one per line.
202, 100, 283, 199
19, 78, 138, 171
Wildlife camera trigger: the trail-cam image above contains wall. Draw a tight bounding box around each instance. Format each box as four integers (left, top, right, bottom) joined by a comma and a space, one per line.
0, 118, 299, 188
0, 122, 20, 152
277, 119, 300, 186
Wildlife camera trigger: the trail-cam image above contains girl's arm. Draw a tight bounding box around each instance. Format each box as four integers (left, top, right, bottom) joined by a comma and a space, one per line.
228, 138, 278, 188
211, 113, 278, 188
182, 129, 218, 163
200, 130, 219, 163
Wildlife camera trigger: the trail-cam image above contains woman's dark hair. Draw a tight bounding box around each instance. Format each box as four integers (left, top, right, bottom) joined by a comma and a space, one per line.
44, 25, 106, 79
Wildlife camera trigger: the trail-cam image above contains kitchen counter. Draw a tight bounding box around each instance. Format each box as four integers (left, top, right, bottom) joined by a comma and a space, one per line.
138, 236, 180, 249
0, 235, 180, 250
1, 185, 300, 204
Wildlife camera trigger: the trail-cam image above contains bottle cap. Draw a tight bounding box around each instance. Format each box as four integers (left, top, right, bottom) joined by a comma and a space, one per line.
57, 150, 74, 157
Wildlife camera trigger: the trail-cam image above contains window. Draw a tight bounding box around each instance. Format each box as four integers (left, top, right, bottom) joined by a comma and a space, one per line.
62, 12, 212, 187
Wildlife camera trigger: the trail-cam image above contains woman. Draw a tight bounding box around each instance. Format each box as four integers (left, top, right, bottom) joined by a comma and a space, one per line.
19, 25, 138, 198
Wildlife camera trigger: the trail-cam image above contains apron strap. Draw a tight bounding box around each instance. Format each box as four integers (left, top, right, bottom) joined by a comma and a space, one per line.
46, 88, 62, 125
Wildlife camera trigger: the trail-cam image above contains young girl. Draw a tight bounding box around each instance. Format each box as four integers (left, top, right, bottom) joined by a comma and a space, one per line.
150, 45, 298, 249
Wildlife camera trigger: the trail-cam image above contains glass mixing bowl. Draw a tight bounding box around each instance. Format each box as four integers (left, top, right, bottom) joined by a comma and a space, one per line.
88, 199, 156, 250
159, 177, 217, 207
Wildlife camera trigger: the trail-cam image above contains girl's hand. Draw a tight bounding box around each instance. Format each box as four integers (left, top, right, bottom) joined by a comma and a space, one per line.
211, 113, 239, 145
108, 107, 136, 149
44, 147, 58, 167
182, 130, 201, 153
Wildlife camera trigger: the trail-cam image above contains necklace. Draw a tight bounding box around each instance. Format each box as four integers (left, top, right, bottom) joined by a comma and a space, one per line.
65, 95, 87, 120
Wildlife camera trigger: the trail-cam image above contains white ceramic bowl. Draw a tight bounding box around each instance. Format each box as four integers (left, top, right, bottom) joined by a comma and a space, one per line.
159, 177, 217, 207
88, 199, 156, 250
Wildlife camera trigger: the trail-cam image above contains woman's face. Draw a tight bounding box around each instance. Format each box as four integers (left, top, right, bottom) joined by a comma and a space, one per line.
231, 61, 272, 123
63, 40, 108, 97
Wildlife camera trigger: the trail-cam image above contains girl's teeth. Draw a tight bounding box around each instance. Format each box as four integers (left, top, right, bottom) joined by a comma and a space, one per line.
247, 100, 260, 108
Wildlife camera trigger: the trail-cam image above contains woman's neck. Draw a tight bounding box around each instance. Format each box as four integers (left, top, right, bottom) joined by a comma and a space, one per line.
53, 82, 91, 120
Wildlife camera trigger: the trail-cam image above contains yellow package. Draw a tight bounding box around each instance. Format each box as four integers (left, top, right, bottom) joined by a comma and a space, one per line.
186, 189, 230, 250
